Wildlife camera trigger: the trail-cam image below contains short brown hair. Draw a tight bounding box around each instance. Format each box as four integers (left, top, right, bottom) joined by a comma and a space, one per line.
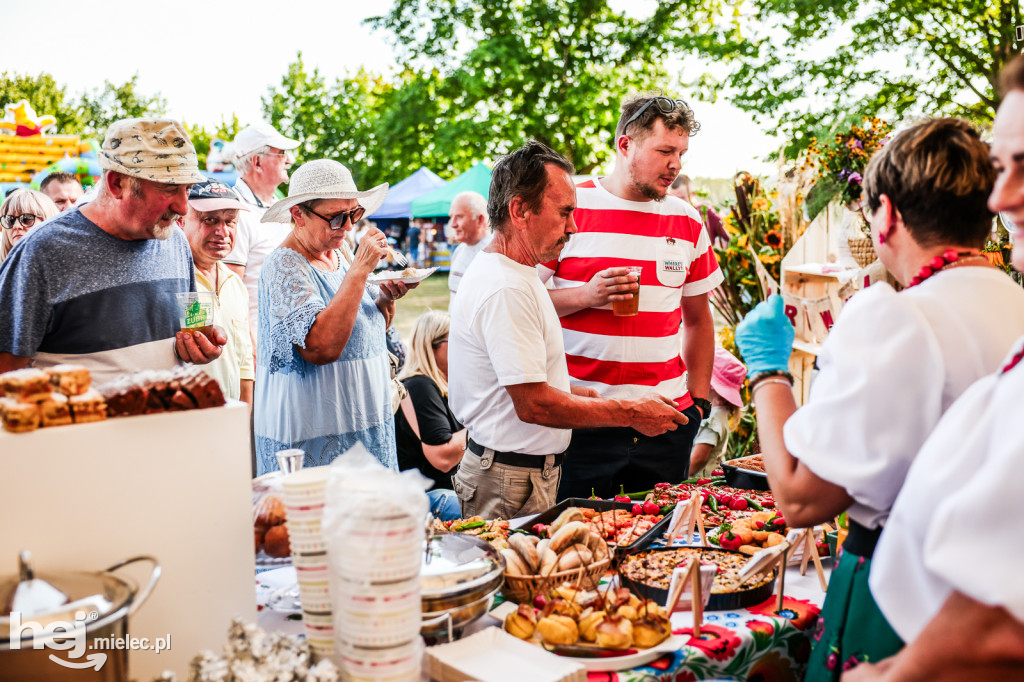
487, 141, 574, 234
999, 55, 1024, 97
615, 92, 700, 143
39, 172, 81, 193
862, 118, 995, 249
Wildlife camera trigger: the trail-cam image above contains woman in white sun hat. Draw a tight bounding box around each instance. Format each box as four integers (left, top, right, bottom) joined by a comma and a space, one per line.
253, 159, 415, 474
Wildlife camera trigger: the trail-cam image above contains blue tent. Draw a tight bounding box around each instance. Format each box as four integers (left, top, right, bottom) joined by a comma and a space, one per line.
372, 167, 447, 219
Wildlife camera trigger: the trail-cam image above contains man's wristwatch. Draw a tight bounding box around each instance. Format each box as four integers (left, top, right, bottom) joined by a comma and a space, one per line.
691, 397, 712, 419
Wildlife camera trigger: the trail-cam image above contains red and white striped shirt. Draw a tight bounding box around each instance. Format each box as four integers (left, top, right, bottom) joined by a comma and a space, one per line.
538, 178, 723, 407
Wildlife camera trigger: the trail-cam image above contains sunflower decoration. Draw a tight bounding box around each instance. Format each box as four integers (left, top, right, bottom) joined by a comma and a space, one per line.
802, 116, 891, 220
711, 173, 787, 326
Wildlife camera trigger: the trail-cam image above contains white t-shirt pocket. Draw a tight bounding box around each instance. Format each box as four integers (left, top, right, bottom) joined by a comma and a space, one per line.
656, 240, 692, 288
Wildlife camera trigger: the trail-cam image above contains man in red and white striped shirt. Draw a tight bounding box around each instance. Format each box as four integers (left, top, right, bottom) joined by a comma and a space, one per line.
538, 93, 723, 498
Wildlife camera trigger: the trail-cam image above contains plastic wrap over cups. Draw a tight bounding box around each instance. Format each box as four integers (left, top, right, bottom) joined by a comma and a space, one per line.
321, 443, 430, 677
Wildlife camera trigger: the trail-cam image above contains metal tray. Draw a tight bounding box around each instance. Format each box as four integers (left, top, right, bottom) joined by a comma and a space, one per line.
520, 498, 672, 555
722, 455, 770, 491
618, 546, 777, 611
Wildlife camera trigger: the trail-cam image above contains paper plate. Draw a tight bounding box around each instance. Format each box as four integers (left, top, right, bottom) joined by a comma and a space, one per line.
489, 602, 683, 672
368, 267, 438, 285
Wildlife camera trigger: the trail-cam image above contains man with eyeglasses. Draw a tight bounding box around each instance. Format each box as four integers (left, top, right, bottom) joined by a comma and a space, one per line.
0, 118, 226, 381
538, 93, 723, 499
224, 122, 301, 329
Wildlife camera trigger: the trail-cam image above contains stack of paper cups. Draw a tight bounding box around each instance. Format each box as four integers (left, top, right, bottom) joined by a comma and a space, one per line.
331, 489, 425, 679
282, 466, 332, 657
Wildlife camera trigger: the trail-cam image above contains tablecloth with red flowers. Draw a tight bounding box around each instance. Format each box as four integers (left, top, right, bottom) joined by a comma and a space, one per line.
587, 595, 821, 682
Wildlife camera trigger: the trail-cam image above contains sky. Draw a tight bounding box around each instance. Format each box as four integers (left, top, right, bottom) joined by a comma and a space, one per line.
0, 0, 778, 179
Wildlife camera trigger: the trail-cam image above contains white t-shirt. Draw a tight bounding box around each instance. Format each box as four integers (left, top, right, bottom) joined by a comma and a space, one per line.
870, 337, 1024, 641
448, 251, 572, 455
223, 178, 292, 324
448, 232, 493, 296
784, 267, 1024, 530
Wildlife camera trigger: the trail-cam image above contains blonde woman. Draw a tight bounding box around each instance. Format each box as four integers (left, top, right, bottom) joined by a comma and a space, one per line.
1, 189, 58, 262
396, 310, 466, 520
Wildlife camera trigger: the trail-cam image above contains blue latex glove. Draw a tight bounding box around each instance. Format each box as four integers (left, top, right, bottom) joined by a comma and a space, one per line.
735, 294, 795, 377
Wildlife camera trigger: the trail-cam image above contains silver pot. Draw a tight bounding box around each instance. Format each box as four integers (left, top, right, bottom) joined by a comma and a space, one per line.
420, 534, 504, 640
0, 550, 161, 682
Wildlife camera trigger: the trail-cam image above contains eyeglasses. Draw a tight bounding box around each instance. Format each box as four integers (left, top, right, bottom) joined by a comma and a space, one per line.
621, 96, 690, 134
305, 206, 365, 230
262, 151, 296, 164
0, 214, 43, 230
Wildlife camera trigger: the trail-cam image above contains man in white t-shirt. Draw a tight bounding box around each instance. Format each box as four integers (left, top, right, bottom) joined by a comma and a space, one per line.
448, 141, 687, 520
447, 190, 493, 297
223, 122, 300, 327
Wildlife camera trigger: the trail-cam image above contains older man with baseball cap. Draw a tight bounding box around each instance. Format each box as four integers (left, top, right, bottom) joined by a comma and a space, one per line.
178, 179, 254, 403
0, 118, 226, 381
224, 122, 301, 327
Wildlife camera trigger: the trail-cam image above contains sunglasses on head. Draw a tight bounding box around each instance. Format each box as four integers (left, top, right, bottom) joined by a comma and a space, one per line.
305, 205, 365, 230
621, 96, 690, 134
0, 213, 43, 230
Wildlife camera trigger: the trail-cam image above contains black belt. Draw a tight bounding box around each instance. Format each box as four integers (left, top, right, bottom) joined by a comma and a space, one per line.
843, 518, 883, 559
467, 439, 564, 469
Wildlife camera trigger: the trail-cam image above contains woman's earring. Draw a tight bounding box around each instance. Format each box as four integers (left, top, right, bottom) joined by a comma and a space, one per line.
878, 231, 886, 245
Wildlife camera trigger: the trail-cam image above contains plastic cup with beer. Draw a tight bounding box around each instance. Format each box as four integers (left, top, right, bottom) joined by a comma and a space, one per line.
176, 291, 217, 341
612, 265, 643, 317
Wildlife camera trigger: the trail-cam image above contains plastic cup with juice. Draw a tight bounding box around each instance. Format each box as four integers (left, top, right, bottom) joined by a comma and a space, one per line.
176, 291, 217, 341
612, 266, 643, 317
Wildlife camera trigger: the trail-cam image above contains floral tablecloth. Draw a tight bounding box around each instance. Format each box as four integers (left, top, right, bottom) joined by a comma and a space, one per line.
594, 593, 820, 682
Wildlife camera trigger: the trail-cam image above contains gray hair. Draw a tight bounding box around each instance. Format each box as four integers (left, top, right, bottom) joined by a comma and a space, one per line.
451, 191, 487, 219
234, 145, 271, 176
487, 141, 574, 235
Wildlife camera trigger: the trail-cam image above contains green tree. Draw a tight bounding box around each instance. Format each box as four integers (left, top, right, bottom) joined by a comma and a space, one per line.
0, 71, 82, 133
367, 0, 705, 173
74, 73, 168, 139
183, 115, 243, 170
262, 53, 397, 187
717, 0, 1021, 159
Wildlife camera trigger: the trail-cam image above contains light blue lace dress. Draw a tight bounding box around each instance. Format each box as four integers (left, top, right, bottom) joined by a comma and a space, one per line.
254, 247, 396, 475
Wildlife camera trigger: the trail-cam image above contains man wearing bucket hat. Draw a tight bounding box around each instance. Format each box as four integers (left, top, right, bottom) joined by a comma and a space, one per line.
688, 347, 746, 478
252, 159, 415, 475
225, 122, 301, 329
0, 118, 226, 382
178, 179, 254, 403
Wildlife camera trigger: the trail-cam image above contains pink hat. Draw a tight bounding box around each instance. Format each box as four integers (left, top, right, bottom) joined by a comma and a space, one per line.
711, 347, 746, 408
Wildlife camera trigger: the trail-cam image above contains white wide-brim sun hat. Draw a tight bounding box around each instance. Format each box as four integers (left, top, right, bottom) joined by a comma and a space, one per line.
261, 159, 388, 224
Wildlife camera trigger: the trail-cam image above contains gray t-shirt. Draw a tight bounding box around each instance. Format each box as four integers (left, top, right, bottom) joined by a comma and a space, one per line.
0, 207, 195, 383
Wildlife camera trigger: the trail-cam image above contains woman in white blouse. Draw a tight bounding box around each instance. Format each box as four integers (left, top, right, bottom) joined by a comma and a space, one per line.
735, 117, 1024, 680
847, 56, 1024, 682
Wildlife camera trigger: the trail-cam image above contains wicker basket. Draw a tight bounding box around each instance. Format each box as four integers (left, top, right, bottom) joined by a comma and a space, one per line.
848, 237, 877, 268
500, 557, 611, 604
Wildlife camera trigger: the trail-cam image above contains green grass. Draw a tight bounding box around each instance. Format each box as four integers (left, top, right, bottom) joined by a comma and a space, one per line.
393, 273, 450, 341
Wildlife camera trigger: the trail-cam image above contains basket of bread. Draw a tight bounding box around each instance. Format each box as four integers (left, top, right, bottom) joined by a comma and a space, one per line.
500, 509, 611, 604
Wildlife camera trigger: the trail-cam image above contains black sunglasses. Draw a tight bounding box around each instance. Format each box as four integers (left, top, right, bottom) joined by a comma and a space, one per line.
305, 205, 365, 230
0, 213, 43, 230
621, 96, 690, 134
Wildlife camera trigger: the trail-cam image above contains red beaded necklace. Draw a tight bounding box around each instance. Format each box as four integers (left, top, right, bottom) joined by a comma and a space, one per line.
907, 249, 988, 287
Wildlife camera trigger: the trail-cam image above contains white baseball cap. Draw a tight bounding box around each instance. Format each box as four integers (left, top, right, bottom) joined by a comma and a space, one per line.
233, 122, 300, 159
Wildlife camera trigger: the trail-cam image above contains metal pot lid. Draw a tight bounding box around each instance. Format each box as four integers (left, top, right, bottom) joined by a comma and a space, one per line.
421, 534, 505, 599
0, 551, 134, 635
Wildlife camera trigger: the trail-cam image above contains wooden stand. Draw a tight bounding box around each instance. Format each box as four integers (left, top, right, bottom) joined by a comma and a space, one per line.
665, 494, 706, 545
